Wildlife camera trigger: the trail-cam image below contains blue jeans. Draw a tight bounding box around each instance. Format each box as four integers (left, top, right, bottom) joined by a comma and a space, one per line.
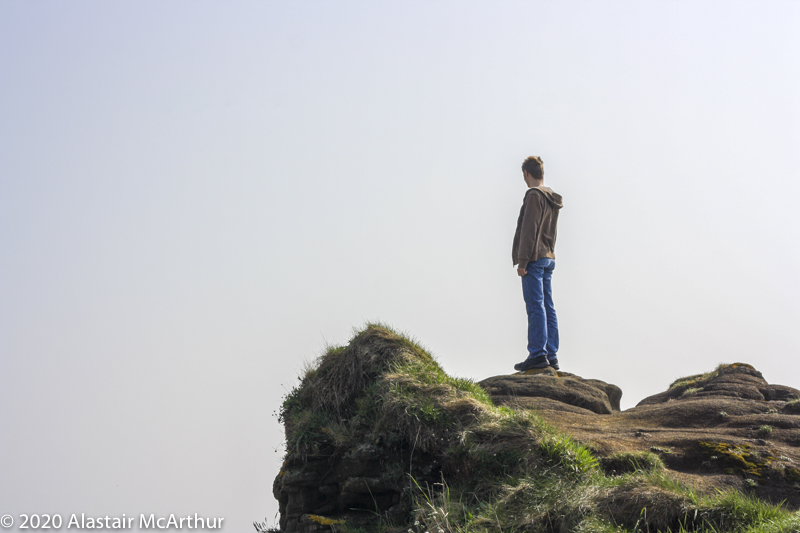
521, 258, 559, 360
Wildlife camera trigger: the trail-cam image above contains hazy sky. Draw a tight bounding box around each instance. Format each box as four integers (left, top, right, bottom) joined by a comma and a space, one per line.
1, 1, 798, 530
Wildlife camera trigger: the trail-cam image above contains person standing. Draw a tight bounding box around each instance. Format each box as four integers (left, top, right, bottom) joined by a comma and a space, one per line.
511, 156, 564, 372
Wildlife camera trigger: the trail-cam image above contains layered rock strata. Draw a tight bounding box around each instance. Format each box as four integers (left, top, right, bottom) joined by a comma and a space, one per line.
479, 363, 800, 507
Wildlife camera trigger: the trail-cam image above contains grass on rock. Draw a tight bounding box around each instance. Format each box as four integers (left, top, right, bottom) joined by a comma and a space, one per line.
668, 363, 757, 394
278, 324, 799, 533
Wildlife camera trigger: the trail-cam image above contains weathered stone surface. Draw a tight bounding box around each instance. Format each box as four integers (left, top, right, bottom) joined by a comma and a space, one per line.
476, 363, 800, 510
478, 371, 622, 414
273, 445, 440, 533
492, 395, 601, 415
761, 384, 800, 402
636, 363, 800, 407
275, 359, 800, 533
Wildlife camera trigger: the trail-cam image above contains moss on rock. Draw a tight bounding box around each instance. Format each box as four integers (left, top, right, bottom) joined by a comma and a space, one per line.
273, 325, 800, 533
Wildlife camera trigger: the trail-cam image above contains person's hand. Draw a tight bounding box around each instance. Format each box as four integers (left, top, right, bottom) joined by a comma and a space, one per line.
517, 266, 527, 276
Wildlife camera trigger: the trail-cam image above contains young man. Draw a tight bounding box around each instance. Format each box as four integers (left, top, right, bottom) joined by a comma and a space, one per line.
511, 156, 563, 372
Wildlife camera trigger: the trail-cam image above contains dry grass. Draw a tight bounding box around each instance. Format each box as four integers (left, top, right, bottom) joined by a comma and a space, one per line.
294, 324, 427, 417
280, 323, 502, 459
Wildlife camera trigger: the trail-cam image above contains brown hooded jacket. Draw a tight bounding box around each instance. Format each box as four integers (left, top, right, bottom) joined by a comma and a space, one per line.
512, 186, 564, 269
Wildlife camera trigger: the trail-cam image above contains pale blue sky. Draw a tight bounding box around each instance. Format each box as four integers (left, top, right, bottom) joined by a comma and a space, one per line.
1, 1, 799, 530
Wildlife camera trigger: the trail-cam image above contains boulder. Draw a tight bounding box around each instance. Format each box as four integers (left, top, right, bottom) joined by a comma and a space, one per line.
478, 369, 622, 414
637, 363, 800, 406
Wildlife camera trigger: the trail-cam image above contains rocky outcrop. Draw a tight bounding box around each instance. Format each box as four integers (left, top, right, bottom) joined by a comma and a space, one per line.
271, 325, 800, 533
636, 363, 800, 406
478, 363, 800, 508
272, 326, 485, 533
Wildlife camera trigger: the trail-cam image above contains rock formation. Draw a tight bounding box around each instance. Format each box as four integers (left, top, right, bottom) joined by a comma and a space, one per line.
479, 369, 623, 414
271, 325, 800, 533
479, 364, 800, 508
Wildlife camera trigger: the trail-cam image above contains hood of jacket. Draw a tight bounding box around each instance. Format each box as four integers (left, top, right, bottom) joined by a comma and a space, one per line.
528, 186, 563, 210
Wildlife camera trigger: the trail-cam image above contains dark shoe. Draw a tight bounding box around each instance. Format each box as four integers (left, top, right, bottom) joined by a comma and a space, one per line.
548, 357, 560, 371
514, 355, 550, 372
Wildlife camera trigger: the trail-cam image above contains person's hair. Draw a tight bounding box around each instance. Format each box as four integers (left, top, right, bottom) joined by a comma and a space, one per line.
521, 156, 544, 180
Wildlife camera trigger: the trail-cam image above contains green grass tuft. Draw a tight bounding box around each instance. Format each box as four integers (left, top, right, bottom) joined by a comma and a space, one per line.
600, 451, 665, 476
540, 434, 599, 476
669, 371, 718, 391
693, 490, 789, 532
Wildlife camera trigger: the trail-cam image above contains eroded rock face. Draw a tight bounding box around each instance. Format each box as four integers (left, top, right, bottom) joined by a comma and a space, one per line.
273, 444, 440, 533
478, 363, 800, 508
